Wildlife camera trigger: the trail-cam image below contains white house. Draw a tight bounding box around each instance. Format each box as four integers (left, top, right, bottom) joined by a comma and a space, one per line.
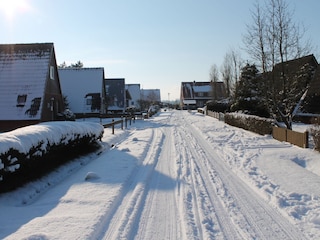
125, 84, 141, 110
58, 68, 105, 115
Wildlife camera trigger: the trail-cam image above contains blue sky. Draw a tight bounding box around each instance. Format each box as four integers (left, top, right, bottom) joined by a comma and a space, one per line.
0, 0, 318, 101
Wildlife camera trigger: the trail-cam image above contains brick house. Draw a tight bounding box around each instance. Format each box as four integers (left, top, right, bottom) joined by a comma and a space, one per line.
180, 81, 226, 109
0, 43, 64, 132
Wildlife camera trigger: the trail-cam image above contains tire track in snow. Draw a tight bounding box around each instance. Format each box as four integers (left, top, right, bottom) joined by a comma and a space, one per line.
135, 113, 184, 239
182, 111, 308, 240
93, 127, 164, 240
175, 115, 242, 240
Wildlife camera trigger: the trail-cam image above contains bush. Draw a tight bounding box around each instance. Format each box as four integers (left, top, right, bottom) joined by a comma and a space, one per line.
310, 125, 320, 151
0, 122, 104, 192
225, 112, 274, 135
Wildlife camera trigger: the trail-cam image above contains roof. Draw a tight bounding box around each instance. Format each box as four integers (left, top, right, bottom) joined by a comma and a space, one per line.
272, 54, 318, 90
0, 43, 53, 120
181, 81, 226, 100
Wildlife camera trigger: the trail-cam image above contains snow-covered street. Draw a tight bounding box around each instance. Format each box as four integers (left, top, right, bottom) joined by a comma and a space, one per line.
1, 110, 320, 239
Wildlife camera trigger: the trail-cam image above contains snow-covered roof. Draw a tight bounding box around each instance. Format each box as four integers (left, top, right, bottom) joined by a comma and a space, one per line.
0, 43, 53, 120
59, 68, 104, 114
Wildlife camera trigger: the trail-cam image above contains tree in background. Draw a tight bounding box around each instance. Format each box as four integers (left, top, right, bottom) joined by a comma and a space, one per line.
220, 49, 242, 98
209, 64, 219, 100
221, 54, 232, 98
231, 64, 269, 117
58, 61, 84, 68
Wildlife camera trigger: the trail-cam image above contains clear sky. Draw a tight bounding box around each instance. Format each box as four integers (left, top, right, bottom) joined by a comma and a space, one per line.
0, 0, 318, 101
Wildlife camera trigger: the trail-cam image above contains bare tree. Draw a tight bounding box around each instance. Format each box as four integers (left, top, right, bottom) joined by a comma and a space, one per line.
229, 48, 243, 87
244, 0, 312, 73
209, 64, 219, 100
243, 2, 268, 72
221, 51, 240, 98
243, 0, 314, 129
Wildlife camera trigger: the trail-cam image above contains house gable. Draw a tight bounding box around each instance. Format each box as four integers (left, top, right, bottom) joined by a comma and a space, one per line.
0, 43, 54, 121
104, 78, 126, 112
59, 68, 105, 115
125, 84, 141, 109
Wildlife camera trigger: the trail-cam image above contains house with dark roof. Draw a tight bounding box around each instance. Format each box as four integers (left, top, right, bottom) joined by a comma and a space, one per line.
0, 43, 64, 132
267, 54, 320, 118
180, 81, 226, 109
271, 54, 318, 95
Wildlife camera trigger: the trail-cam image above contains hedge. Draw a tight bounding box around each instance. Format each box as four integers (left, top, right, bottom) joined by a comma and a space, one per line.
0, 122, 104, 192
224, 112, 275, 135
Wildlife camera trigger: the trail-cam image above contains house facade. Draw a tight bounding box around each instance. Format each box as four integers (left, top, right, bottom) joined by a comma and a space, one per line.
126, 84, 141, 110
104, 78, 126, 113
58, 68, 105, 116
0, 43, 64, 132
180, 81, 226, 109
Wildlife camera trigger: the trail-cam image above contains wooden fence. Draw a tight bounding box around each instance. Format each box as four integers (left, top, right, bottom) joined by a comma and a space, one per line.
103, 117, 136, 134
272, 126, 309, 148
206, 110, 309, 148
207, 110, 225, 121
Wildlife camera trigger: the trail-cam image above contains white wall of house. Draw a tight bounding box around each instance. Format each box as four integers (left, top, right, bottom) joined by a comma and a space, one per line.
126, 84, 141, 109
59, 68, 104, 114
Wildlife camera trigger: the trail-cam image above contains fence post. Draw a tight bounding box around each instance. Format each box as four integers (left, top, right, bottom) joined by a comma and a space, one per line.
125, 117, 128, 128
112, 119, 115, 134
121, 117, 123, 130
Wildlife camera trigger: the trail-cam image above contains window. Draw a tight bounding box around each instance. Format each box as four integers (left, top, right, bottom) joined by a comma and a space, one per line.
16, 94, 27, 107
50, 66, 55, 80
86, 98, 92, 105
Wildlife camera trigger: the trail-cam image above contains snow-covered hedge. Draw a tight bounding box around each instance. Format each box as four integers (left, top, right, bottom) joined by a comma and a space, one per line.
0, 122, 104, 192
224, 112, 274, 135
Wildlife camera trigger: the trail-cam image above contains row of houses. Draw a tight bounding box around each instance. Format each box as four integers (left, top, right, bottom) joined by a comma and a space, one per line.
0, 43, 161, 132
180, 54, 320, 116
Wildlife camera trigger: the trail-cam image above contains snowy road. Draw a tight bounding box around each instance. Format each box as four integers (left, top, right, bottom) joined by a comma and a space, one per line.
99, 111, 306, 240
1, 110, 318, 239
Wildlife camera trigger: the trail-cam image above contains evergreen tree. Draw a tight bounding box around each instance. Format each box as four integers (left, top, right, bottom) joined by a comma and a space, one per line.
231, 64, 269, 117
